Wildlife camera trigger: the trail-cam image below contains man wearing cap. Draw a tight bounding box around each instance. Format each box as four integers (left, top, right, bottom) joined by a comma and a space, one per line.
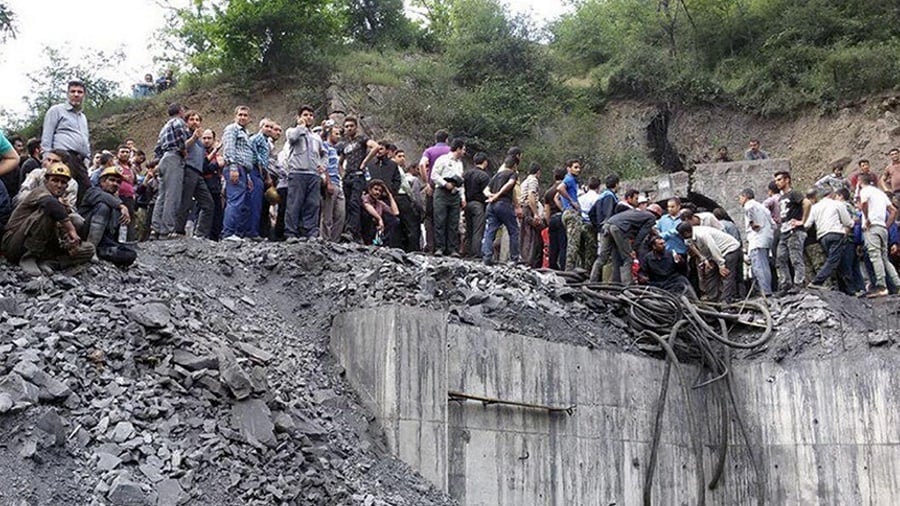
79, 167, 136, 266
40, 80, 91, 205
589, 204, 662, 284
2, 163, 95, 275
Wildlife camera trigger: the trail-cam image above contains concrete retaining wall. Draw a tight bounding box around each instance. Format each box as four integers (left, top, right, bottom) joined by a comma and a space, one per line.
331, 306, 900, 505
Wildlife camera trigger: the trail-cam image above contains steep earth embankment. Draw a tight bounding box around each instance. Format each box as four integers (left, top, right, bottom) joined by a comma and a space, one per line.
97, 82, 900, 187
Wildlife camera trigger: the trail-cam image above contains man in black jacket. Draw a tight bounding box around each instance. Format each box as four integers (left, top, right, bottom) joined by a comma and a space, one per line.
589, 205, 661, 283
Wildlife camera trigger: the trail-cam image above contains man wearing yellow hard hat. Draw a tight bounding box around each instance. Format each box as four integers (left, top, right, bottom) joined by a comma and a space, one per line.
2, 162, 95, 275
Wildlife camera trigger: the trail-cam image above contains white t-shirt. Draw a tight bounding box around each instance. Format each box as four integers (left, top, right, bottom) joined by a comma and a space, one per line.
859, 185, 891, 227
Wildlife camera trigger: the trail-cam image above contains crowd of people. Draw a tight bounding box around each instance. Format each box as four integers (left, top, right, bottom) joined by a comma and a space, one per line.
0, 79, 898, 299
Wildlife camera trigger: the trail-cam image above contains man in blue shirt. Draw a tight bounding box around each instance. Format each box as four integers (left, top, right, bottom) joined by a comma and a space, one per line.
557, 159, 582, 271
657, 197, 688, 264
221, 106, 255, 241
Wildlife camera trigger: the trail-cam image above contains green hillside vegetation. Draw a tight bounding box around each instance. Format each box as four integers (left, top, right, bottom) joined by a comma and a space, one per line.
7, 0, 900, 178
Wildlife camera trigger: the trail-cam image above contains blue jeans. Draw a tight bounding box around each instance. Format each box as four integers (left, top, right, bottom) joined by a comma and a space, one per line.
246, 170, 264, 238
481, 200, 520, 262
285, 172, 321, 238
222, 165, 249, 238
748, 247, 772, 295
812, 233, 846, 285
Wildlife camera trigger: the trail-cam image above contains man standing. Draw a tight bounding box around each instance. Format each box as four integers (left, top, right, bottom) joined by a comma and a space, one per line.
320, 125, 345, 242
419, 130, 451, 252
558, 159, 583, 271
882, 148, 900, 194
575, 176, 602, 270
41, 79, 91, 204
285, 105, 326, 239
744, 139, 769, 161
177, 111, 214, 239
366, 140, 402, 196
114, 144, 138, 240
339, 116, 378, 242
518, 162, 543, 267
200, 129, 224, 241
260, 122, 282, 240
481, 155, 520, 265
247, 118, 273, 240
657, 197, 687, 264
151, 103, 197, 239
430, 138, 466, 256
848, 159, 881, 198
463, 152, 491, 257
858, 172, 899, 297
221, 106, 255, 241
803, 188, 852, 290
393, 149, 420, 252
739, 189, 775, 296
3, 163, 94, 275
79, 167, 136, 266
774, 170, 809, 294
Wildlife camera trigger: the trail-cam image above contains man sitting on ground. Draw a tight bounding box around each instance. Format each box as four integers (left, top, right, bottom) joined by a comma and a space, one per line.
639, 235, 695, 298
2, 163, 94, 275
79, 167, 136, 266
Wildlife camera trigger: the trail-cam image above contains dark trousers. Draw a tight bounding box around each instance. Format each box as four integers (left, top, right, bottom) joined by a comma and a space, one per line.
246, 170, 264, 238
342, 174, 366, 241
812, 232, 847, 285
548, 212, 566, 270
273, 188, 287, 241
396, 194, 421, 252
204, 177, 223, 241
520, 207, 544, 268
285, 173, 321, 238
433, 188, 461, 254
465, 201, 486, 257
177, 168, 213, 238
66, 150, 90, 206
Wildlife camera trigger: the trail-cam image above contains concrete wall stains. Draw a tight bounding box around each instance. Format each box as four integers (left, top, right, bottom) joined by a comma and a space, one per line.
331, 306, 900, 505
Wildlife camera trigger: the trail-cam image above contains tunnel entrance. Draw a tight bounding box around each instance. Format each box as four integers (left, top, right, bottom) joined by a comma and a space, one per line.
646, 105, 684, 173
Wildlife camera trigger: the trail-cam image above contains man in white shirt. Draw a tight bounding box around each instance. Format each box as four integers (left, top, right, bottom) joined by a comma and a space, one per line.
858, 172, 899, 297
429, 138, 466, 256
678, 222, 741, 302
803, 188, 852, 289
739, 188, 775, 296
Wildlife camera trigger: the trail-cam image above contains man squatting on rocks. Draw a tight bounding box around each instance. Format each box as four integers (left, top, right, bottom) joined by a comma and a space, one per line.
6, 92, 900, 301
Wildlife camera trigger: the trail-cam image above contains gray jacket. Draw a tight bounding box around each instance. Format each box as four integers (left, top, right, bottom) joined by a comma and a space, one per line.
285, 126, 325, 175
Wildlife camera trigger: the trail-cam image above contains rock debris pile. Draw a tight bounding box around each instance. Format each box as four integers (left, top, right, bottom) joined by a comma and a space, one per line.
1, 239, 894, 505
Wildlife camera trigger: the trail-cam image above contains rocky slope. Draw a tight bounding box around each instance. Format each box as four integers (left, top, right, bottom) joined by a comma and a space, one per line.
2, 238, 896, 505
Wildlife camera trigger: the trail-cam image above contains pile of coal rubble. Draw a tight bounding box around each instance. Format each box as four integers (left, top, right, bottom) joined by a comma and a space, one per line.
0, 238, 614, 506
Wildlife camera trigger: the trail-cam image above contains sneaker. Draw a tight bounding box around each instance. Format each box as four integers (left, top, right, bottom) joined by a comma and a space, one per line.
167, 233, 185, 240
223, 235, 244, 242
866, 288, 889, 299
807, 283, 826, 290
483, 257, 494, 266
450, 251, 462, 258
434, 250, 444, 257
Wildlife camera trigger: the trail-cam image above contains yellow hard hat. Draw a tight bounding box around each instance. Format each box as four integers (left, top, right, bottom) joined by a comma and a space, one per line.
265, 186, 282, 204
99, 166, 123, 180
44, 162, 72, 180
